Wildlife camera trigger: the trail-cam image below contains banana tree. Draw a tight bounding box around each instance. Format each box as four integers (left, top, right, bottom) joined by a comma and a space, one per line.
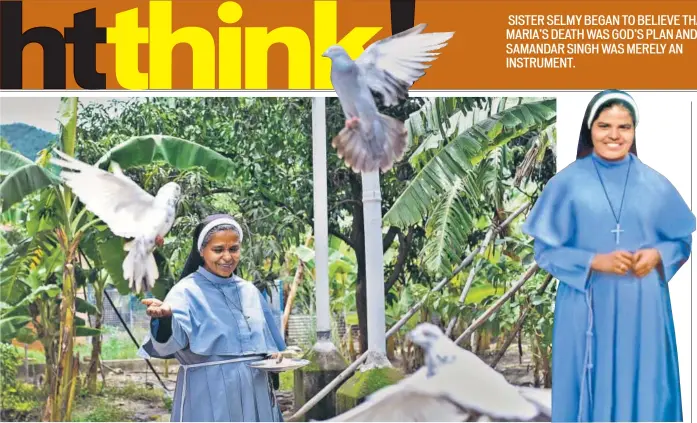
0, 98, 85, 421
385, 98, 557, 277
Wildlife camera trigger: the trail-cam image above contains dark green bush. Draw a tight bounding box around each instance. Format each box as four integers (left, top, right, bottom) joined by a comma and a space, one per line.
0, 343, 41, 421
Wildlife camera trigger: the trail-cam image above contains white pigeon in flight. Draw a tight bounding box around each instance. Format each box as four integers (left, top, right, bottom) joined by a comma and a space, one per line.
322, 23, 454, 173
328, 323, 548, 422
50, 150, 181, 294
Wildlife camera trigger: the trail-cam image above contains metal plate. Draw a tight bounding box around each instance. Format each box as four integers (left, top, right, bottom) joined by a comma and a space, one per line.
247, 358, 310, 373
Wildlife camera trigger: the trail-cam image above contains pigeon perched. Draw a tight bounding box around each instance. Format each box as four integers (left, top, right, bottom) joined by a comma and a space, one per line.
322, 24, 454, 173
50, 150, 181, 294
329, 323, 550, 422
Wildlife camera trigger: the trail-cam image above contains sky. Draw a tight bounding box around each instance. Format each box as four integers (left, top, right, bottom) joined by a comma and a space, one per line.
0, 97, 134, 133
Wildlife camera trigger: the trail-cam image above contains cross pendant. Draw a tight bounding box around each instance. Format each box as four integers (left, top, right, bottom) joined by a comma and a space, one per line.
611, 223, 624, 245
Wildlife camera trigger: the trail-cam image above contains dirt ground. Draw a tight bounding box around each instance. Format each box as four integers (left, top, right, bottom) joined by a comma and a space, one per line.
70, 371, 175, 422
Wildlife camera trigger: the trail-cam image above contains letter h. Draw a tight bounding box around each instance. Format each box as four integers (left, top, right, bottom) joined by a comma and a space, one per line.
1, 1, 66, 88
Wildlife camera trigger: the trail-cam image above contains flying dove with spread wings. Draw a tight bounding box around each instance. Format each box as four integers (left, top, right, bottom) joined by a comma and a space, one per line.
50, 150, 181, 294
322, 24, 454, 173
329, 323, 551, 422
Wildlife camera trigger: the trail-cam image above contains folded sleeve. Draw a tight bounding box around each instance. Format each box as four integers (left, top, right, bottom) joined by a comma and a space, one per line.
533, 239, 595, 292
522, 175, 594, 292
650, 177, 696, 282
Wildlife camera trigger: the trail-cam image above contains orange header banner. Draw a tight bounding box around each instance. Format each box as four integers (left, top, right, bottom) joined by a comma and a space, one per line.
2, 0, 697, 90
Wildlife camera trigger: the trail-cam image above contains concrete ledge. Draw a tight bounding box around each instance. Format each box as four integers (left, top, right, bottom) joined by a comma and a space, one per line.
335, 365, 403, 415
293, 340, 348, 421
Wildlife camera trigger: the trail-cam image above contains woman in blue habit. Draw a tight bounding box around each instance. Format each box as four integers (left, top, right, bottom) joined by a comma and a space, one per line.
138, 214, 287, 422
522, 90, 695, 422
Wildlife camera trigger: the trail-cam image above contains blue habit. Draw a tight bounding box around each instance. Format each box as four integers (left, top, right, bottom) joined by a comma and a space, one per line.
139, 266, 287, 422
522, 151, 695, 422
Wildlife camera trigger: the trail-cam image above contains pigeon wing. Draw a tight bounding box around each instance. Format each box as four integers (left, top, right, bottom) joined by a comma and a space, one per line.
329, 381, 470, 422
50, 151, 156, 238
440, 347, 540, 420
355, 23, 454, 106
517, 387, 552, 417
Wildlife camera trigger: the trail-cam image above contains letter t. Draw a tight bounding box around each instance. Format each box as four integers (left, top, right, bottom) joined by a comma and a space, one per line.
106, 8, 149, 89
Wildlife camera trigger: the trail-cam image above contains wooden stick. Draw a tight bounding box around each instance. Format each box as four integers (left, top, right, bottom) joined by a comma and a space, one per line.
454, 264, 539, 346
490, 307, 530, 369
444, 201, 531, 337
282, 234, 313, 334
490, 274, 554, 369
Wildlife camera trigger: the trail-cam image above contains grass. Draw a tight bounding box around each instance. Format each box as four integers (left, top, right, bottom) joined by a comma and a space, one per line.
71, 400, 131, 422
13, 326, 148, 365
103, 382, 164, 402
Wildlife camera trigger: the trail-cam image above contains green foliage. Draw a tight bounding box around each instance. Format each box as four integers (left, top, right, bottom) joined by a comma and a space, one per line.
94, 135, 237, 181
0, 150, 34, 176
76, 97, 316, 289
383, 98, 556, 279
0, 136, 12, 150
0, 342, 20, 387
386, 99, 556, 229
279, 370, 294, 391
0, 162, 61, 212
0, 343, 42, 421
0, 123, 57, 160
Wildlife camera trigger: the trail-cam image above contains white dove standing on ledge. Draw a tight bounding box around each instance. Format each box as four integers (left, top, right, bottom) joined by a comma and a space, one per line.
329, 323, 550, 422
322, 23, 454, 173
50, 150, 181, 294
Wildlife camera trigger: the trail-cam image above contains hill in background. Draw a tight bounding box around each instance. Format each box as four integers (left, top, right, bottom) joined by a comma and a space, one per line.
0, 123, 57, 160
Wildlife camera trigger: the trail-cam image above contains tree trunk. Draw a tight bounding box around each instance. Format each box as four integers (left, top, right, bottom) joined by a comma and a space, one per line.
349, 174, 368, 353
40, 333, 58, 399
87, 282, 104, 394
45, 258, 78, 422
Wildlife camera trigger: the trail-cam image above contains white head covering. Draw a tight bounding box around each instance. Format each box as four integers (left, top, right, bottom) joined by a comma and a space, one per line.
587, 91, 639, 129
196, 217, 244, 252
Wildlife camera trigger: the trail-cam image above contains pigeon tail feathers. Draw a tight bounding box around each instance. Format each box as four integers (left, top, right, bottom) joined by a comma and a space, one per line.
331, 113, 408, 173
122, 237, 159, 294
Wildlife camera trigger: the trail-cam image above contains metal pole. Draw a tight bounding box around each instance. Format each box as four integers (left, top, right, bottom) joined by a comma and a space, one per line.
361, 171, 386, 354
312, 96, 331, 339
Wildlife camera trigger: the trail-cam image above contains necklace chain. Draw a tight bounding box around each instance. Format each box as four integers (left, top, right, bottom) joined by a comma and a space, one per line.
198, 270, 251, 330
591, 157, 632, 224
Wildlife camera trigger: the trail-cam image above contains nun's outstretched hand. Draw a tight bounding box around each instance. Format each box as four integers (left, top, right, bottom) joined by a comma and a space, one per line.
142, 298, 173, 318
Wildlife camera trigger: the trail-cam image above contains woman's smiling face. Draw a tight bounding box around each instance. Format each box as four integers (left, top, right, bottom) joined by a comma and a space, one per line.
201, 229, 241, 277
591, 104, 635, 161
